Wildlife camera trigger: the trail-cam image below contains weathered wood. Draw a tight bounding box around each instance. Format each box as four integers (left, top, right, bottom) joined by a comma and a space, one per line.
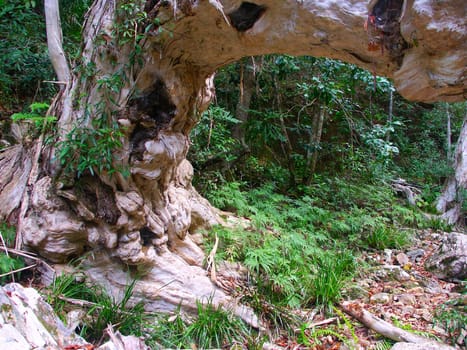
340, 302, 455, 349
436, 114, 467, 225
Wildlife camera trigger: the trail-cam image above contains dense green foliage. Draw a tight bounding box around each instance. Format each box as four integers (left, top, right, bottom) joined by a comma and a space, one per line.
0, 0, 91, 110
188, 55, 465, 341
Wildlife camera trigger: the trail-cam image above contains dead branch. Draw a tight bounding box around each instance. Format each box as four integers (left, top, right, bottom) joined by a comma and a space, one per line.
0, 264, 37, 278
340, 302, 448, 345
391, 178, 421, 206
294, 317, 338, 333
206, 234, 219, 282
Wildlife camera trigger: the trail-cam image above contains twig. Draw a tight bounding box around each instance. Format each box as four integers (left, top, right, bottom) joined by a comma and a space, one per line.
0, 245, 37, 259
43, 80, 68, 85
58, 295, 100, 308
0, 245, 55, 273
0, 232, 10, 258
0, 263, 37, 278
295, 317, 338, 333
206, 234, 219, 282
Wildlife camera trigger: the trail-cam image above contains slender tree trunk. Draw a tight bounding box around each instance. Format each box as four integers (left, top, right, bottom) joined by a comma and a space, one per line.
386, 88, 393, 142
305, 105, 326, 185
44, 0, 70, 86
436, 113, 467, 225
273, 74, 296, 186
232, 57, 256, 148
446, 103, 452, 160
311, 106, 326, 174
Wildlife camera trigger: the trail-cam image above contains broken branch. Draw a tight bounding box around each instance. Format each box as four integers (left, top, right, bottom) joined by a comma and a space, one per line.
340, 302, 447, 345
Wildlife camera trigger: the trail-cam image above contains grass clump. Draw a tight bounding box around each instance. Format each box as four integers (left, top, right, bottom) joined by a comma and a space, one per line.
186, 298, 249, 349
307, 251, 356, 308
148, 298, 249, 349
364, 225, 411, 250
45, 273, 146, 345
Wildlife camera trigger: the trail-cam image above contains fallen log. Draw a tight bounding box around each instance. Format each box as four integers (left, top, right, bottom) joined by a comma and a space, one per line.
340, 302, 455, 349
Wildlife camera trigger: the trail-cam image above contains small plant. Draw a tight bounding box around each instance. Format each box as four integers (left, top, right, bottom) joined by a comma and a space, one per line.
206, 181, 250, 215
306, 250, 356, 308
364, 225, 410, 250
184, 297, 249, 349
46, 273, 146, 345
46, 272, 97, 319
84, 279, 146, 343
58, 122, 125, 178
0, 223, 24, 283
434, 297, 467, 346
148, 307, 190, 349
11, 102, 56, 136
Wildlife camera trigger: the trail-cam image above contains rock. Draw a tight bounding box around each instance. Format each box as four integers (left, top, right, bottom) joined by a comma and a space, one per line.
263, 342, 285, 350
344, 285, 369, 299
390, 341, 456, 350
396, 252, 410, 266
406, 249, 425, 262
425, 232, 467, 281
384, 249, 393, 264
98, 329, 149, 350
371, 292, 391, 304
0, 283, 89, 349
378, 265, 411, 282
406, 287, 424, 294
421, 310, 433, 322
394, 293, 417, 305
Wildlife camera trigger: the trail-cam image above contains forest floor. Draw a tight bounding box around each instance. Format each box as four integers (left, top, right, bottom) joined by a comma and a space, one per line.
270, 228, 466, 350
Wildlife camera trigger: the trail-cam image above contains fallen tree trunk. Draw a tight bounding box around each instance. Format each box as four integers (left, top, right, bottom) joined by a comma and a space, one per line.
340, 302, 455, 349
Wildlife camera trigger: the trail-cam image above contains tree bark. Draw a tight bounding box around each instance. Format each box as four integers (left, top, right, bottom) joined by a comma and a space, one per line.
0, 0, 466, 321
44, 0, 70, 86
446, 103, 452, 161
233, 57, 256, 148
310, 106, 326, 175
436, 113, 467, 225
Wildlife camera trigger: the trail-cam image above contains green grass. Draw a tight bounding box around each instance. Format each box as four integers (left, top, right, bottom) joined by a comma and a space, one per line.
364, 225, 411, 250
45, 273, 146, 345
199, 178, 429, 335
148, 298, 249, 349
306, 251, 356, 308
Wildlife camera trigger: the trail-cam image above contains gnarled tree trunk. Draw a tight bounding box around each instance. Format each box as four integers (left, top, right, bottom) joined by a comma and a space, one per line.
0, 0, 465, 323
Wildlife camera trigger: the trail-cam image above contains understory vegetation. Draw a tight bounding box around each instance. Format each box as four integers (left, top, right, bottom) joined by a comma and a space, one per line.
0, 2, 465, 349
